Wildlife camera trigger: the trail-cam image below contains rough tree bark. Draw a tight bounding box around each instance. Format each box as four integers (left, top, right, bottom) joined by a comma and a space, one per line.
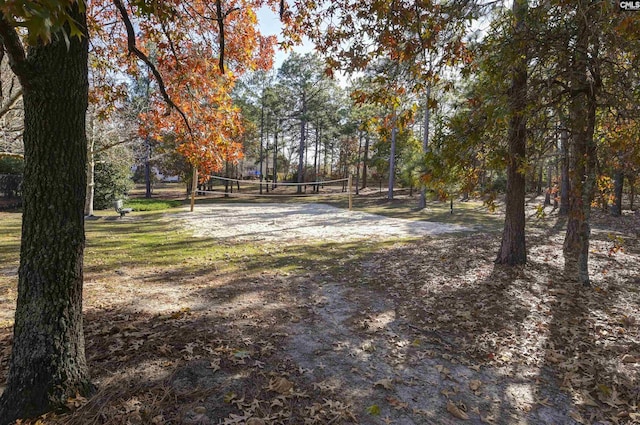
361, 134, 369, 189
0, 6, 92, 424
496, 0, 528, 265
559, 126, 570, 215
610, 162, 623, 216
563, 3, 599, 286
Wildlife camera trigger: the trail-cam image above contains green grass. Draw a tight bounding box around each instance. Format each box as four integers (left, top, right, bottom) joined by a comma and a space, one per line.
1, 191, 499, 287
124, 198, 184, 211
0, 209, 406, 287
0, 212, 21, 269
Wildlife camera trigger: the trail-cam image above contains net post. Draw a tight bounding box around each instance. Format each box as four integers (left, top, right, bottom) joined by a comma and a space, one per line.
190, 166, 198, 212
348, 174, 353, 211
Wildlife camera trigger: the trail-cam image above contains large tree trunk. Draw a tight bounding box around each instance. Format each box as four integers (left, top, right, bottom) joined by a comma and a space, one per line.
563, 9, 598, 286
496, 0, 528, 265
0, 8, 92, 424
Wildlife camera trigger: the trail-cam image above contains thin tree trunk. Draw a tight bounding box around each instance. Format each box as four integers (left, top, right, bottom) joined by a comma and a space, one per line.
272, 120, 278, 190
362, 135, 369, 189
496, 0, 528, 265
313, 124, 320, 193
630, 175, 636, 210
355, 131, 362, 195
297, 93, 306, 193
559, 126, 570, 215
144, 138, 152, 198
544, 161, 552, 206
85, 113, 96, 216
0, 7, 93, 423
419, 83, 431, 210
388, 115, 397, 201
610, 163, 623, 216
259, 98, 264, 195
536, 165, 543, 195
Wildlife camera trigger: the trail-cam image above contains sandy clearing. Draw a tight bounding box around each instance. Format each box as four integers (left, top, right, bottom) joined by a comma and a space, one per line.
173, 203, 470, 242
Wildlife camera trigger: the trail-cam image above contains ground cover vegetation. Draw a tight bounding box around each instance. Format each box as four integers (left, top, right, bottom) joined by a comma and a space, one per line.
0, 0, 638, 423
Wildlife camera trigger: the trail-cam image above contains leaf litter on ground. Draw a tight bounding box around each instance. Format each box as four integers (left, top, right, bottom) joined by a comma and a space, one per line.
0, 202, 638, 424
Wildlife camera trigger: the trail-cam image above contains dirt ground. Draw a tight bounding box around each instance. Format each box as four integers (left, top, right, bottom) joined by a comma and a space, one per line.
1, 200, 639, 425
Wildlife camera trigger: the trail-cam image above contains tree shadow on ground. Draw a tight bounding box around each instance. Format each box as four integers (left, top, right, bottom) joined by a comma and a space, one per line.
1, 214, 637, 424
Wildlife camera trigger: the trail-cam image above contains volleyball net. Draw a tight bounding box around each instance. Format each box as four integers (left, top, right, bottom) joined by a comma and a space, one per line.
195, 175, 352, 199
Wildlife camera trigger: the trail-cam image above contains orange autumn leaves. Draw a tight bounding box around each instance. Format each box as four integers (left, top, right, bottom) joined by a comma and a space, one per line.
88, 0, 279, 176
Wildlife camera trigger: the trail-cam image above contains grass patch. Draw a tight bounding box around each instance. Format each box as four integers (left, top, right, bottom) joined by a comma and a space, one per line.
124, 198, 184, 211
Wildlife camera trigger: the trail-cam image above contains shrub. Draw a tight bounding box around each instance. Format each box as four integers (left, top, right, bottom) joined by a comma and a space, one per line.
93, 146, 134, 210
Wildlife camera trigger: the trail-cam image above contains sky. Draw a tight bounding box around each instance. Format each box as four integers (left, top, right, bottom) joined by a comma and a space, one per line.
256, 5, 314, 70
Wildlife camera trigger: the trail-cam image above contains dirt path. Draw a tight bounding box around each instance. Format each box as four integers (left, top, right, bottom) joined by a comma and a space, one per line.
159, 203, 628, 425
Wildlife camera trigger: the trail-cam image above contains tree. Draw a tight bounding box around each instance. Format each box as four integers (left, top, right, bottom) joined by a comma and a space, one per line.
283, 0, 475, 202
0, 3, 92, 422
0, 0, 283, 421
277, 52, 333, 192
496, 0, 528, 265
93, 142, 134, 210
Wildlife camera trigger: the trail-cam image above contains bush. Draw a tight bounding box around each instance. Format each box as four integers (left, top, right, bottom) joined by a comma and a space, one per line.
488, 174, 507, 193
93, 146, 134, 210
0, 156, 24, 174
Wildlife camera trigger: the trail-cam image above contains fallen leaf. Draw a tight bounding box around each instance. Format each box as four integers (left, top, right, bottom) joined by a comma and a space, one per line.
374, 378, 394, 390
447, 400, 469, 420
469, 380, 482, 391
546, 351, 564, 364
267, 377, 293, 394
207, 359, 221, 372
569, 411, 585, 424
387, 396, 408, 410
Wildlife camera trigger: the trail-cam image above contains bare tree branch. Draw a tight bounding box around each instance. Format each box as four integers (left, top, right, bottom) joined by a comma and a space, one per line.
94, 137, 134, 155
216, 0, 225, 74
112, 0, 193, 135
